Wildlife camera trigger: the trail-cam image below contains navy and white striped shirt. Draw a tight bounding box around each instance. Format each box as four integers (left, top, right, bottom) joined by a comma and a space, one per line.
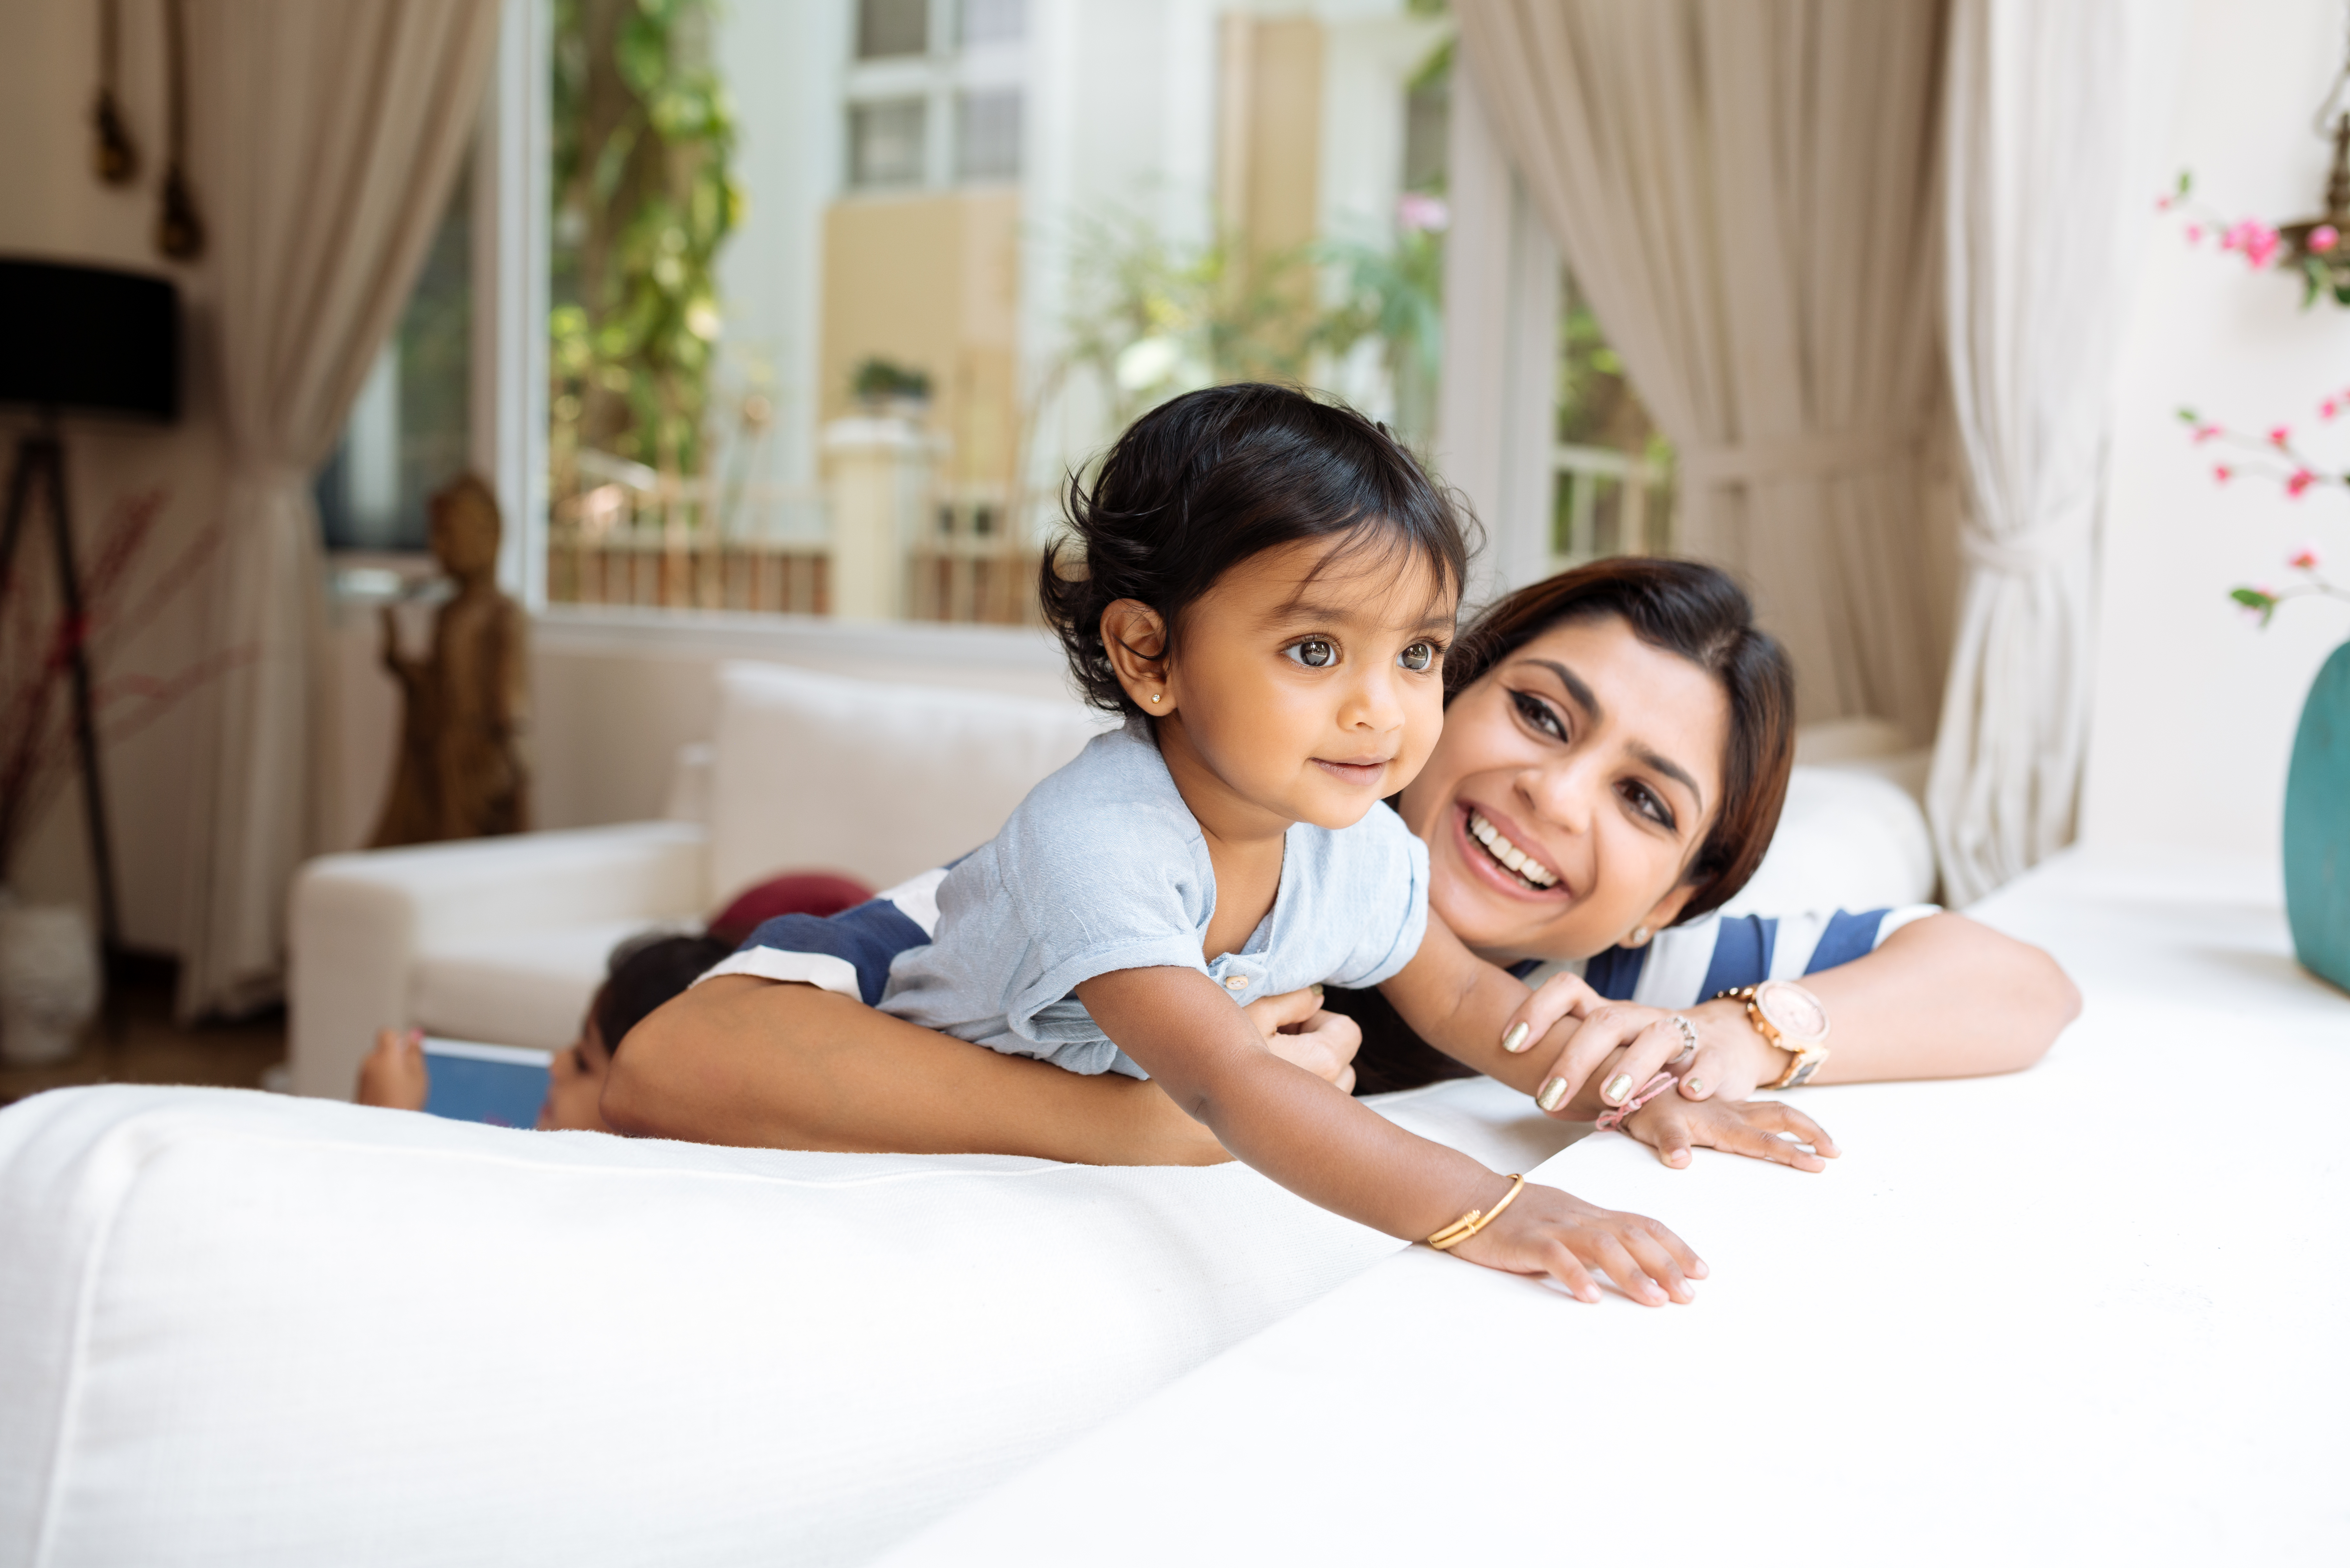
698, 866, 1937, 1011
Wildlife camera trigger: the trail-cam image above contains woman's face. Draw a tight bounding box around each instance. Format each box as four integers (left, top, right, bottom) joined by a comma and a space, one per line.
1398, 614, 1729, 964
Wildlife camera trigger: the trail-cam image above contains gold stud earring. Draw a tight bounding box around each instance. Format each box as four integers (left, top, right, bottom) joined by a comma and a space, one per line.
1149, 693, 1161, 703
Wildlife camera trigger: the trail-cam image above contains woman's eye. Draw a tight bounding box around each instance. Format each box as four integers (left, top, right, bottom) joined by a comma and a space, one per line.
1286, 638, 1337, 668
1397, 641, 1437, 672
1510, 689, 1565, 740
1623, 781, 1675, 831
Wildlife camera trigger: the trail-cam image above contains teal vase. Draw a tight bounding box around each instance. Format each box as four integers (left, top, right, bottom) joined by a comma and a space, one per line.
2286, 641, 2350, 993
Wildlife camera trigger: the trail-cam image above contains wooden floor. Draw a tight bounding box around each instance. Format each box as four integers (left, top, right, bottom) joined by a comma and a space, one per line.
0, 954, 286, 1110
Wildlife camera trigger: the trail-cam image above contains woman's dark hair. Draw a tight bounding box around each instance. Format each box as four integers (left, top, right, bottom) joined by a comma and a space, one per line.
1039, 383, 1474, 717
595, 932, 734, 1057
1446, 556, 1797, 925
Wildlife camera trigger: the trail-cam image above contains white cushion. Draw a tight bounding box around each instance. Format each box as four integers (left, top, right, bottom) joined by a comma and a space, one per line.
1720, 764, 1937, 916
0, 1078, 1576, 1568
706, 661, 1113, 904
411, 918, 680, 1050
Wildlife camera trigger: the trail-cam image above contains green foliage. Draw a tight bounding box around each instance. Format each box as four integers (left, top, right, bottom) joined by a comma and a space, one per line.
552, 0, 743, 481
851, 358, 934, 404
2232, 585, 2280, 626
1059, 214, 1446, 447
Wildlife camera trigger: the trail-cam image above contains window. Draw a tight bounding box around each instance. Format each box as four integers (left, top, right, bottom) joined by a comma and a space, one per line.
956, 89, 1020, 182
849, 99, 928, 189
316, 161, 473, 553
545, 1, 1452, 627
1551, 268, 1674, 568
858, 0, 928, 60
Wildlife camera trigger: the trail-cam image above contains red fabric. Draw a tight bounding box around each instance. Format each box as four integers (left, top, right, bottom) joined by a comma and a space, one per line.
708, 871, 877, 947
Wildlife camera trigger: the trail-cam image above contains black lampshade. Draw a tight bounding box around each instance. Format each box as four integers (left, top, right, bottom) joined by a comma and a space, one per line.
0, 258, 179, 423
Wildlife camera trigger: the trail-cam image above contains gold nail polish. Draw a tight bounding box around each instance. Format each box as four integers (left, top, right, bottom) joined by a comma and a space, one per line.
1536, 1077, 1569, 1112
1501, 1021, 1531, 1053
1603, 1073, 1633, 1104
1684, 1078, 1704, 1095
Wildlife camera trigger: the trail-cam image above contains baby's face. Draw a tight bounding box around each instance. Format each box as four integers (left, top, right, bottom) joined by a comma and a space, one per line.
1159, 536, 1455, 832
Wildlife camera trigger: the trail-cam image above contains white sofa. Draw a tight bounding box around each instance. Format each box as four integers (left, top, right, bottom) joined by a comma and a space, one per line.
289, 659, 1937, 1098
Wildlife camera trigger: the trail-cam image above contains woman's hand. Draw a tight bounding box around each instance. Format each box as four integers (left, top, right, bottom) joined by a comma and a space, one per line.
1448, 1179, 1706, 1305
357, 1027, 430, 1111
1621, 1090, 1838, 1172
1502, 975, 1783, 1118
1246, 987, 1361, 1092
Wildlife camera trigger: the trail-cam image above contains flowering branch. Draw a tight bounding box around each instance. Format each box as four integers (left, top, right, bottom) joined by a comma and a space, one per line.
2159, 170, 2350, 308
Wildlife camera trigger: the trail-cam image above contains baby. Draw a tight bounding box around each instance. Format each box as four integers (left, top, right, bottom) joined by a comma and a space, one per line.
877, 385, 1700, 1304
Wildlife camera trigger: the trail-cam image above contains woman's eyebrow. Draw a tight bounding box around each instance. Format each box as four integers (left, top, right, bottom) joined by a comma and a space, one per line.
1522, 659, 1601, 719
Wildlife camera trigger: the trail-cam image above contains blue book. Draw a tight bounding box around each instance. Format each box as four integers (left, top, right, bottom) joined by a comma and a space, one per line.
421, 1037, 553, 1129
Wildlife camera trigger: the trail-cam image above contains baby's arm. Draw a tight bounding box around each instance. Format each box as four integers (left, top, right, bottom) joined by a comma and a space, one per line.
1076, 967, 1702, 1304
1375, 915, 1578, 1100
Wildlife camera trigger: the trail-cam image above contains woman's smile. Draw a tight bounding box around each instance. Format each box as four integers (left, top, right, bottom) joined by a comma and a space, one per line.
1452, 800, 1570, 898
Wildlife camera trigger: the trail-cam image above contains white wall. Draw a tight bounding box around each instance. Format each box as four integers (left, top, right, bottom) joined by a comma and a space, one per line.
2081, 0, 2350, 860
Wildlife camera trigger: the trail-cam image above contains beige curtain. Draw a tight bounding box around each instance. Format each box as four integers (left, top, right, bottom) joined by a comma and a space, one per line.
177, 0, 500, 1017
1454, 0, 1950, 738
1929, 0, 2180, 903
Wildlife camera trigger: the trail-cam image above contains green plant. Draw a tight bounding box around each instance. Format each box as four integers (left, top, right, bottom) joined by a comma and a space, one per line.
551, 0, 743, 486
851, 358, 934, 404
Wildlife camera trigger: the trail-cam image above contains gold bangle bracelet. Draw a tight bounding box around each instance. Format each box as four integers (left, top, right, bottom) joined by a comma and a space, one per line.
1427, 1174, 1526, 1251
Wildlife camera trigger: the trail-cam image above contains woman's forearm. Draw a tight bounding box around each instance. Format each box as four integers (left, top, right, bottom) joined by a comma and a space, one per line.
602, 975, 1234, 1165
1679, 912, 2078, 1100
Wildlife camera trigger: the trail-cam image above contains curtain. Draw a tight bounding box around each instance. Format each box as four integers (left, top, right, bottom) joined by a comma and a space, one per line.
1929, 0, 2180, 903
176, 0, 500, 1018
1453, 0, 1950, 739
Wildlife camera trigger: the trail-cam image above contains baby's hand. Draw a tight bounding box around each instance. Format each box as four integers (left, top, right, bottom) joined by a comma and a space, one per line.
356, 1027, 430, 1111
1447, 1180, 1704, 1305
1245, 987, 1361, 1093
1624, 1092, 1837, 1173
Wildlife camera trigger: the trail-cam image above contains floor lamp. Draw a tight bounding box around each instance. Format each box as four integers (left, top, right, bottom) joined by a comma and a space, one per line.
0, 258, 180, 963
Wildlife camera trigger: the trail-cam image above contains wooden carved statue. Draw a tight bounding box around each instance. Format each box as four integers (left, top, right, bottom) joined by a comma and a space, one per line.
370, 475, 529, 847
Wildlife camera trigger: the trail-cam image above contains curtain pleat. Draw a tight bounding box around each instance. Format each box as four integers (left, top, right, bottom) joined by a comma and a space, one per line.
176, 0, 500, 1017
1929, 0, 2180, 903
1455, 0, 1949, 739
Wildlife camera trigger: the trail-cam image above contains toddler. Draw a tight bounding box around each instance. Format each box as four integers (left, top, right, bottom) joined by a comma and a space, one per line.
881, 386, 1700, 1304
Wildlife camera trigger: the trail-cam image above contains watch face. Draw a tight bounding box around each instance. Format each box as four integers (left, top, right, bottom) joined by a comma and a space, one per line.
1755, 980, 1828, 1044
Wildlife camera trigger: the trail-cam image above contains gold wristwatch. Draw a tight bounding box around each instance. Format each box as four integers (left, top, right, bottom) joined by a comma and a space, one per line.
1713, 979, 1831, 1089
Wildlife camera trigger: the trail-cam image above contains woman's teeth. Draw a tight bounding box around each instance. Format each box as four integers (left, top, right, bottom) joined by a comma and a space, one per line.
1468, 812, 1558, 889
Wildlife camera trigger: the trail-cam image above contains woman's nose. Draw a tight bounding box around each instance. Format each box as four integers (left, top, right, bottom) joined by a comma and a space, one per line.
1520, 753, 1598, 833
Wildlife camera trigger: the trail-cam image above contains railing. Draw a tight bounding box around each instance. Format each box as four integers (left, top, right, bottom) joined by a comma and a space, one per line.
544, 459, 1040, 624
1550, 442, 1674, 570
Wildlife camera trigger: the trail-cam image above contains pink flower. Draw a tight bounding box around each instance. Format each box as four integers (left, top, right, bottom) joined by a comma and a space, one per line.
2290, 544, 2323, 571
2185, 223, 2205, 243
2192, 423, 2222, 442
2214, 464, 2233, 483
2270, 425, 2293, 447
2325, 400, 2341, 420
1396, 193, 1450, 234
2317, 225, 2343, 253
2219, 219, 2282, 267
2156, 194, 2174, 211
2288, 468, 2318, 496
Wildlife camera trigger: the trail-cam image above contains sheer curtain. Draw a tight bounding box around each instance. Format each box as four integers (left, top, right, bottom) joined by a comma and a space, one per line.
1454, 0, 1952, 737
1929, 0, 2181, 903
176, 0, 500, 1017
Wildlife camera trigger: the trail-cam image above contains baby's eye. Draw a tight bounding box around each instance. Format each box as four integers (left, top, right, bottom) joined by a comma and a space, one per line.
1286, 638, 1338, 668
1398, 641, 1438, 672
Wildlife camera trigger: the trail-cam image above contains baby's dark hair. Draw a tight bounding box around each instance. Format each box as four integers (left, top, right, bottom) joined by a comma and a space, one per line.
594, 931, 734, 1056
1039, 383, 1475, 717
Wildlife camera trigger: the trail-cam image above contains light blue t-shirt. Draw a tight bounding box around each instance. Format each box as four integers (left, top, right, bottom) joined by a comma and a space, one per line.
878, 720, 1430, 1078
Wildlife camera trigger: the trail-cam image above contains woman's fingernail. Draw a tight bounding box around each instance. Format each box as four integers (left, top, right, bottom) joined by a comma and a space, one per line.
1501, 1021, 1531, 1053
1536, 1076, 1570, 1112
1603, 1073, 1633, 1104
1683, 1077, 1704, 1096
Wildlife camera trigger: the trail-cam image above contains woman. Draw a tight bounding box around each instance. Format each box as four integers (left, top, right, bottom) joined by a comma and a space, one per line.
603, 559, 2077, 1167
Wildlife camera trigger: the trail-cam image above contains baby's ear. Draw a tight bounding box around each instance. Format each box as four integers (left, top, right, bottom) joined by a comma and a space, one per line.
1099, 599, 1172, 708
